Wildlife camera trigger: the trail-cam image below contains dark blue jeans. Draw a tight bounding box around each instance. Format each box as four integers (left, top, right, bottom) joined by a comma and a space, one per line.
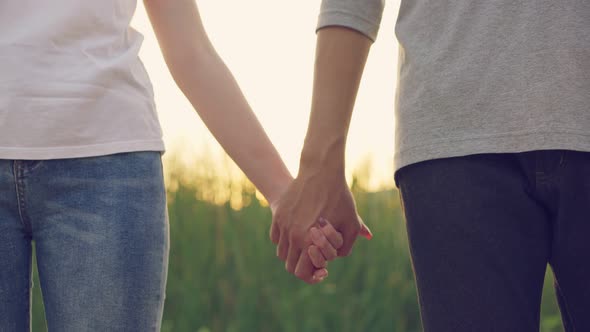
0, 151, 169, 331
395, 149, 590, 332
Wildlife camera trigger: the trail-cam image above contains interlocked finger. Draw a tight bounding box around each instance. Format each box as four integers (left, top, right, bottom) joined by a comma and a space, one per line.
310, 227, 338, 261
308, 245, 327, 268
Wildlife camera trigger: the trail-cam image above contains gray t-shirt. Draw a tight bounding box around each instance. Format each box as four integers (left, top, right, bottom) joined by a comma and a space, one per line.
317, 0, 589, 188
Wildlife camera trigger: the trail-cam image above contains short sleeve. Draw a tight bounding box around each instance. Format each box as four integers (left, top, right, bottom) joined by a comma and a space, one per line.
316, 0, 386, 42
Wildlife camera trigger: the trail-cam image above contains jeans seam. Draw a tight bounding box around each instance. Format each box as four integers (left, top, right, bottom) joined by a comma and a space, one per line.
13, 161, 33, 233
154, 207, 170, 331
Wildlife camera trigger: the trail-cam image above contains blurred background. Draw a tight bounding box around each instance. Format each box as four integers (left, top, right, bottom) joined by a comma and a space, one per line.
30, 0, 563, 330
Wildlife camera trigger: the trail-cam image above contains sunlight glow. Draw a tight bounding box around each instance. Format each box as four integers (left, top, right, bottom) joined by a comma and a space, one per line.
131, 0, 400, 191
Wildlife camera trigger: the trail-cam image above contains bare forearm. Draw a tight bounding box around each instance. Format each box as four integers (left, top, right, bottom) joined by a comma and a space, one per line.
174, 52, 292, 203
145, 0, 292, 204
299, 27, 372, 178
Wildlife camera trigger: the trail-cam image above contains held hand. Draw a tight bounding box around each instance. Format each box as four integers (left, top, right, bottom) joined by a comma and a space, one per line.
270, 172, 372, 282
307, 218, 372, 270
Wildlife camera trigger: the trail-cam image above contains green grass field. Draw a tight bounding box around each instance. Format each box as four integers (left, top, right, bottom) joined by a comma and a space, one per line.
30, 159, 564, 331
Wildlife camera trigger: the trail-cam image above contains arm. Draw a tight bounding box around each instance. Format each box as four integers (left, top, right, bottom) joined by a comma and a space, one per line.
300, 26, 372, 180
271, 27, 374, 277
143, 0, 291, 205
144, 0, 340, 283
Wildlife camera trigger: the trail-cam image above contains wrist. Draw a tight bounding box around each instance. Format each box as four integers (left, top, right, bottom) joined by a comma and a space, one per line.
298, 154, 347, 190
299, 141, 346, 179
298, 167, 347, 191
264, 170, 293, 209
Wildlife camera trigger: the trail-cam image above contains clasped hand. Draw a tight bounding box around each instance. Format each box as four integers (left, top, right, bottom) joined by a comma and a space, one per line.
269, 174, 372, 284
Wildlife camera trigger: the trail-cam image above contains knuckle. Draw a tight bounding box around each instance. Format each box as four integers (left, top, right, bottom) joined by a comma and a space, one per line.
320, 244, 332, 254
294, 269, 306, 280
325, 229, 337, 240
316, 236, 328, 248
312, 256, 325, 268
324, 251, 336, 261
335, 233, 344, 245
320, 226, 334, 236
315, 257, 326, 268
289, 230, 304, 244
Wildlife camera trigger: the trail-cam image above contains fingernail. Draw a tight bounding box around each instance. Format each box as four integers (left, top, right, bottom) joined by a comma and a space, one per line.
314, 273, 327, 281
313, 270, 328, 280
318, 217, 327, 227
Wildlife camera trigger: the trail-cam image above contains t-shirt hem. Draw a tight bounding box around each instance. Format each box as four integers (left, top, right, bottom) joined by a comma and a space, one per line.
393, 131, 590, 189
0, 139, 166, 160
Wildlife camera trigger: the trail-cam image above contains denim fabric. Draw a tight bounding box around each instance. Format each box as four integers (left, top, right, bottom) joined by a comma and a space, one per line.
0, 151, 169, 331
395, 149, 590, 332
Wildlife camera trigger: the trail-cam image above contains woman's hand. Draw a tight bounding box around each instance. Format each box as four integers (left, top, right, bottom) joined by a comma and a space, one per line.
270, 172, 373, 280
306, 218, 343, 272
306, 217, 372, 280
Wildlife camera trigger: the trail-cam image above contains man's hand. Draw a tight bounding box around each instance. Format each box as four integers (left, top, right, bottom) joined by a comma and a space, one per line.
270, 196, 341, 283
270, 171, 371, 281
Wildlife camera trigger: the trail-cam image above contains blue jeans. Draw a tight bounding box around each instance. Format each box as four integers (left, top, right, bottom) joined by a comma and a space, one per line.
395, 149, 590, 332
0, 151, 169, 331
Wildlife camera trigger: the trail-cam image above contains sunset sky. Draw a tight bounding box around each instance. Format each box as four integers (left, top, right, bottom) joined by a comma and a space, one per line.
131, 1, 401, 191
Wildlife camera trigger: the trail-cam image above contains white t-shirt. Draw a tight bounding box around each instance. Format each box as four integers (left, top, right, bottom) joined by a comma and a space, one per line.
0, 0, 165, 160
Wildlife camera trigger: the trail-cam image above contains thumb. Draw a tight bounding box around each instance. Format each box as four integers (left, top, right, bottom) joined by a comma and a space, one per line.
358, 218, 373, 240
